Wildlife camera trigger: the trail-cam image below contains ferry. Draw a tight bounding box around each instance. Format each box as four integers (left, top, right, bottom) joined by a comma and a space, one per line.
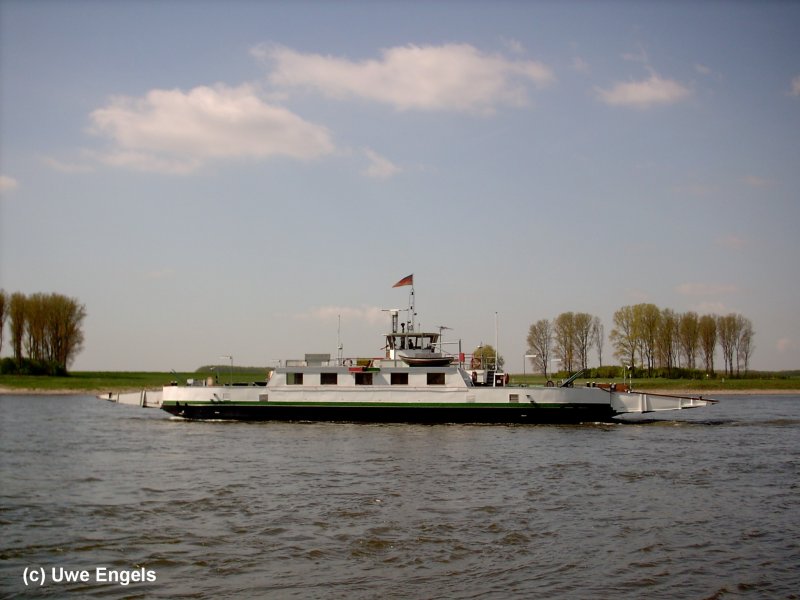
101, 278, 716, 424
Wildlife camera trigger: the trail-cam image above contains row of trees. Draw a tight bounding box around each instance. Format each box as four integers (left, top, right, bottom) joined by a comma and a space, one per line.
526, 305, 755, 379
527, 312, 603, 378
0, 290, 87, 374
610, 304, 754, 378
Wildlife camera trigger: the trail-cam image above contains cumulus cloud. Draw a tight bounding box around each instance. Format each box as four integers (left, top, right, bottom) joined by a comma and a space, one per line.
676, 282, 738, 296
88, 83, 334, 173
363, 148, 401, 179
0, 175, 19, 192
595, 73, 692, 109
254, 43, 554, 114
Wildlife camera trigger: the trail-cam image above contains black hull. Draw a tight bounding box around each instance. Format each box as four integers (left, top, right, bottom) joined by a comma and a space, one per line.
161, 403, 618, 424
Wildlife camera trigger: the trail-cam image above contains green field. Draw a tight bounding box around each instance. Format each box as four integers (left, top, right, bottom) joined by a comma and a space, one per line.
1, 369, 798, 394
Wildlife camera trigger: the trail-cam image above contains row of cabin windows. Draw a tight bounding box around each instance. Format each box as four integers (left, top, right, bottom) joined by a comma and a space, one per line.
285, 372, 445, 386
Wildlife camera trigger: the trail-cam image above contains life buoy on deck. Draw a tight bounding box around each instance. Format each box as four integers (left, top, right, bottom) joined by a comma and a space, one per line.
471, 371, 478, 384
546, 380, 555, 387
503, 373, 510, 386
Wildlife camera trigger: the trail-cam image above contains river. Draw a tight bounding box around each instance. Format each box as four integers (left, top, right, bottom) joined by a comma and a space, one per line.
1, 394, 798, 598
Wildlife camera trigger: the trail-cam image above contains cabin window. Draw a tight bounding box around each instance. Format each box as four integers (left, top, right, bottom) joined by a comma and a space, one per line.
427, 372, 445, 386
355, 372, 373, 386
391, 373, 408, 385
320, 372, 338, 385
287, 373, 303, 385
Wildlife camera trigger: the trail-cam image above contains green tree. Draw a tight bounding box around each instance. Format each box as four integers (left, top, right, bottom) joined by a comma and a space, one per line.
553, 312, 576, 372
471, 345, 504, 370
610, 305, 637, 372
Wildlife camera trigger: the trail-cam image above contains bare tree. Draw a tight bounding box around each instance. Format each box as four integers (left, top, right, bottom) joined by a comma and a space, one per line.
698, 314, 717, 375
573, 312, 594, 371
527, 319, 553, 378
8, 292, 26, 362
592, 316, 604, 367
657, 308, 678, 375
717, 314, 739, 377
678, 311, 699, 370
736, 317, 755, 376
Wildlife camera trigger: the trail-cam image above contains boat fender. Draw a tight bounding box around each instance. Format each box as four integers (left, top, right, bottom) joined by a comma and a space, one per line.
471, 371, 478, 384
546, 380, 554, 387
503, 373, 509, 386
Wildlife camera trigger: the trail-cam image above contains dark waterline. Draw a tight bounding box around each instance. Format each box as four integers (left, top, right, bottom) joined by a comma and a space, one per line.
1, 395, 799, 598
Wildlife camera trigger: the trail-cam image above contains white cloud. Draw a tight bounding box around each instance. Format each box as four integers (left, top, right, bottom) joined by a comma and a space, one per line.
571, 56, 590, 73
255, 43, 554, 114
0, 175, 19, 192
790, 76, 800, 97
363, 148, 401, 179
42, 156, 95, 173
596, 73, 692, 109
676, 282, 738, 296
695, 63, 712, 76
88, 83, 334, 173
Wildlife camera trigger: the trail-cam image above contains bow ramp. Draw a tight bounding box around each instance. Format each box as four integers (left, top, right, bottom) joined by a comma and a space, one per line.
609, 390, 716, 414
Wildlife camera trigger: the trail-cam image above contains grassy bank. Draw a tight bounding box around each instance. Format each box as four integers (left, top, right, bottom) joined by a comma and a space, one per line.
0, 370, 268, 393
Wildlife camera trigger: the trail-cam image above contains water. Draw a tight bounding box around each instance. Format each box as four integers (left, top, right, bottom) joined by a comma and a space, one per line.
1, 394, 798, 599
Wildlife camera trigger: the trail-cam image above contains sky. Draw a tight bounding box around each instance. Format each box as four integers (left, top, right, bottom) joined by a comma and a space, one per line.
1, 0, 799, 373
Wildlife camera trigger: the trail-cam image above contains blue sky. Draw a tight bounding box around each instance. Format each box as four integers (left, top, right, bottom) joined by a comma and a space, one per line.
1, 1, 798, 372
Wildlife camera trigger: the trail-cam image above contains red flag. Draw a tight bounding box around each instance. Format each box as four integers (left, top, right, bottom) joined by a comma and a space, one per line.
392, 274, 414, 288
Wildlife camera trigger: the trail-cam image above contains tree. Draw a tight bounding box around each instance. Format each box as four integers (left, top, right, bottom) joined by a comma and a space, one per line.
736, 317, 755, 376
527, 319, 553, 378
698, 314, 717, 375
678, 311, 699, 370
718, 313, 739, 377
553, 312, 577, 372
3, 291, 87, 372
657, 308, 678, 375
9, 292, 26, 362
634, 303, 661, 376
592, 316, 604, 367
573, 312, 594, 371
471, 345, 503, 370
46, 293, 87, 369
0, 289, 6, 355
610, 305, 637, 372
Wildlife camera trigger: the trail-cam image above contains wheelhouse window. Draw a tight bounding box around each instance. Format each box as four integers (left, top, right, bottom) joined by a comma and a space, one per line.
287, 373, 303, 385
320, 372, 338, 385
391, 373, 408, 385
427, 372, 445, 386
355, 372, 373, 386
